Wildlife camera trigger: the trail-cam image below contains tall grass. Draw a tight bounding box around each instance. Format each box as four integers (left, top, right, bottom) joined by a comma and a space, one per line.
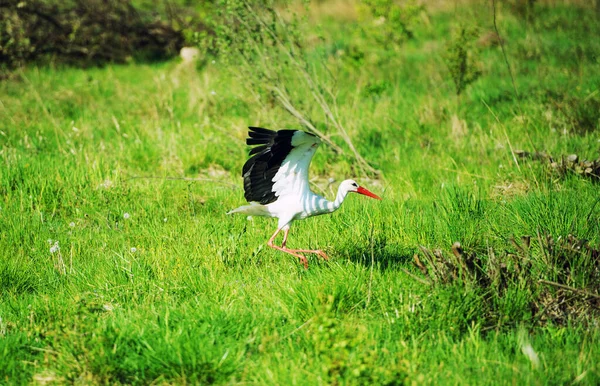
1, 1, 599, 384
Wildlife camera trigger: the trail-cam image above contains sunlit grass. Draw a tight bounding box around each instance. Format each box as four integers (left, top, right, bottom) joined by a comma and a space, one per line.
1, 1, 600, 384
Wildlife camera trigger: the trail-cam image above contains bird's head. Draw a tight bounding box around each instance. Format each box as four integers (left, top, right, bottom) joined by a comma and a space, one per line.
341, 179, 382, 200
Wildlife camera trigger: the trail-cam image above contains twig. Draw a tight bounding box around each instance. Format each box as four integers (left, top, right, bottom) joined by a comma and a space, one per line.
538, 279, 600, 300
272, 87, 343, 153
232, 11, 342, 153
242, 0, 379, 176
400, 268, 431, 286
491, 0, 521, 113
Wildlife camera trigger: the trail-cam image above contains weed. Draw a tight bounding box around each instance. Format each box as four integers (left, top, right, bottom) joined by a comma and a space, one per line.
444, 24, 482, 96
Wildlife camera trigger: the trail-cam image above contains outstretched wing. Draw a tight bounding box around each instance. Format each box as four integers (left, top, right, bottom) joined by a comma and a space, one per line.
242, 126, 321, 205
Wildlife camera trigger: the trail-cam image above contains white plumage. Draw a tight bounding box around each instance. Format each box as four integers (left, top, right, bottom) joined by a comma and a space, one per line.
229, 127, 381, 268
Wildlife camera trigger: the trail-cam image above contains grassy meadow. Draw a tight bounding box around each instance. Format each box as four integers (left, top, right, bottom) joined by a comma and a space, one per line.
1, 1, 600, 384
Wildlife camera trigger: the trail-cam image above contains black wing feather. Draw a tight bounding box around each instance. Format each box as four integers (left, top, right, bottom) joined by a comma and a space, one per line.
241, 126, 306, 204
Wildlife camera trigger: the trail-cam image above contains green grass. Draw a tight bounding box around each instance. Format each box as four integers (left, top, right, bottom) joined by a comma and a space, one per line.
1, 1, 600, 384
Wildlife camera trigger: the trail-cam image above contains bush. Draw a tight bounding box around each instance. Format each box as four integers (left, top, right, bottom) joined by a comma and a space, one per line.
0, 0, 209, 75
444, 25, 482, 96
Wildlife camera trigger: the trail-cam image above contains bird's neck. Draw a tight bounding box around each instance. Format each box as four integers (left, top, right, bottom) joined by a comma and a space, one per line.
324, 186, 349, 213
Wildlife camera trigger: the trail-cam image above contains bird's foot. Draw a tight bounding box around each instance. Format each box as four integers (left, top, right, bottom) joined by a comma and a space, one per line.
298, 255, 309, 269
269, 243, 310, 269
282, 249, 308, 269
290, 248, 329, 261
313, 250, 329, 260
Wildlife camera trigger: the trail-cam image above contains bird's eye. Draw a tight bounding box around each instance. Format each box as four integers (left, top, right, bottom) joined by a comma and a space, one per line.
352, 183, 358, 187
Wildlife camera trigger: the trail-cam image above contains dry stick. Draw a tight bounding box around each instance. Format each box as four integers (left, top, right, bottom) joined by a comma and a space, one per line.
243, 1, 378, 175
400, 267, 431, 286
272, 87, 343, 153
233, 11, 342, 153
491, 0, 521, 114
538, 279, 600, 300
279, 30, 377, 175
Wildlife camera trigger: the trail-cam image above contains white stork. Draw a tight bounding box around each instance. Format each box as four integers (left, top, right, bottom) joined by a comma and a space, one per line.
228, 127, 381, 268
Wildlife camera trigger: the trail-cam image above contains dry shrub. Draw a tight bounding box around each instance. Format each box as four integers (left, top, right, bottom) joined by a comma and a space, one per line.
515, 150, 600, 182
0, 0, 207, 74
415, 234, 600, 326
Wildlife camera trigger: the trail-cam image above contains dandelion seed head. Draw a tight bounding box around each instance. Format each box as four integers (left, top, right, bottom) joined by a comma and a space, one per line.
50, 241, 60, 254
99, 179, 113, 189
521, 343, 540, 368
123, 213, 130, 220
130, 247, 137, 253
69, 222, 75, 228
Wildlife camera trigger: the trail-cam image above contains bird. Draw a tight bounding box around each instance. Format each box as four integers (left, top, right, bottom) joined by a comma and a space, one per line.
228, 126, 381, 268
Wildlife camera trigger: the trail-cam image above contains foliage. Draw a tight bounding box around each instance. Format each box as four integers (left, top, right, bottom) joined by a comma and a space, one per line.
204, 0, 378, 175
1, 1, 600, 384
0, 0, 208, 75
444, 24, 482, 96
357, 0, 424, 46
415, 235, 600, 327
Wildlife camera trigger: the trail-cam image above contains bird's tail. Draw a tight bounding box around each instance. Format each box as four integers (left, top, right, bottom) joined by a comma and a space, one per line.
227, 202, 269, 216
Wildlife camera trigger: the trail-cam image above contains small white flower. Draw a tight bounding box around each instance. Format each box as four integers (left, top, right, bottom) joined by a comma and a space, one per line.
99, 179, 113, 189
50, 241, 60, 254
123, 213, 130, 220
211, 60, 215, 64
246, 216, 253, 221
69, 222, 75, 228
130, 247, 137, 253
163, 218, 168, 223
210, 90, 216, 95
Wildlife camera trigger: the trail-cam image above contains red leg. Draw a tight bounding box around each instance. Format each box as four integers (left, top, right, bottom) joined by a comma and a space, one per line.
268, 227, 308, 269
289, 248, 329, 260
281, 228, 328, 261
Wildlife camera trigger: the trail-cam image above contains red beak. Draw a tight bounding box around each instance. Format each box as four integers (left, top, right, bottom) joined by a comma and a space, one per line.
356, 186, 382, 200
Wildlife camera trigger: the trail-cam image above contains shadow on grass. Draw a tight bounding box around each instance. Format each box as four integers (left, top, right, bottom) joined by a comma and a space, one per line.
339, 242, 416, 271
